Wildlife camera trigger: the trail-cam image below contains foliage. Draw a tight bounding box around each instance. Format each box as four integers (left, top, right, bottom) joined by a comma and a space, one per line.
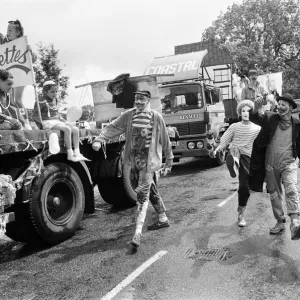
202, 0, 300, 97
33, 43, 70, 101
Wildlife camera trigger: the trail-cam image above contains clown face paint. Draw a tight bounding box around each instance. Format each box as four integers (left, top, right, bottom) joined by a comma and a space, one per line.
278, 100, 292, 117
135, 94, 150, 111
241, 105, 251, 121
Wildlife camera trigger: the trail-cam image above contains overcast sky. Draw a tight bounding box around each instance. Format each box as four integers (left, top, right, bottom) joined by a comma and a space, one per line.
1, 0, 239, 108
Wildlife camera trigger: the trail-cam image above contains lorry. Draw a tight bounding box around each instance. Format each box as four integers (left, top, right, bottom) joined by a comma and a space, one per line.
0, 75, 163, 245
144, 50, 236, 165
0, 55, 238, 245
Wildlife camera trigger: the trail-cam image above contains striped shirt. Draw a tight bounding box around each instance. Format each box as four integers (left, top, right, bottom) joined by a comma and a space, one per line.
132, 110, 153, 148
219, 122, 261, 157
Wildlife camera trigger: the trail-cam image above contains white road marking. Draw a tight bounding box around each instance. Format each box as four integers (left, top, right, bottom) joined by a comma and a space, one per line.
217, 191, 237, 207
100, 250, 168, 300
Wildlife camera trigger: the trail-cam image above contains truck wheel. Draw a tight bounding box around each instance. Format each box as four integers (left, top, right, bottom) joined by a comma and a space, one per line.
215, 149, 226, 166
97, 157, 137, 207
29, 163, 85, 245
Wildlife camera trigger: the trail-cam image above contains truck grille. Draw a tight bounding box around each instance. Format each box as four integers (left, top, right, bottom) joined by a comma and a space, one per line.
170, 122, 206, 136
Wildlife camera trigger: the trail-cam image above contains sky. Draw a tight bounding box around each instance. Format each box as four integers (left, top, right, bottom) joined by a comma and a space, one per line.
1, 0, 240, 108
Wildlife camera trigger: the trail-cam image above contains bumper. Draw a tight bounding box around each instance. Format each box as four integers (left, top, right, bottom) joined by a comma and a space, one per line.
171, 137, 210, 158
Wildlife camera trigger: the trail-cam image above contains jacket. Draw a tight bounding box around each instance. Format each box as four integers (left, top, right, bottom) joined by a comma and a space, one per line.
95, 108, 174, 172
249, 111, 300, 192
241, 81, 267, 105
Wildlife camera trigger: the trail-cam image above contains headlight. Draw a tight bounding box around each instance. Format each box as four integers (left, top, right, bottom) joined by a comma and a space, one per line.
196, 141, 204, 149
187, 142, 195, 149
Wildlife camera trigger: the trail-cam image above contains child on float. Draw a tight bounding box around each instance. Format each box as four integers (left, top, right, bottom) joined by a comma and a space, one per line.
32, 80, 88, 162
0, 20, 37, 130
214, 100, 261, 227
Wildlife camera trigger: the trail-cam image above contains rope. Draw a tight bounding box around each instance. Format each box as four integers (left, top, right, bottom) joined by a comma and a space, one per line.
22, 139, 38, 152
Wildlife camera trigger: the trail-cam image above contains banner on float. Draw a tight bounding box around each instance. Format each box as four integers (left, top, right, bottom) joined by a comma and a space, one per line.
0, 36, 35, 87
257, 72, 282, 96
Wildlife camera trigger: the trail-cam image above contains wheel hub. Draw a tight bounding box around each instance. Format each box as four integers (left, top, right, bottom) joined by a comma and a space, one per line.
52, 197, 61, 207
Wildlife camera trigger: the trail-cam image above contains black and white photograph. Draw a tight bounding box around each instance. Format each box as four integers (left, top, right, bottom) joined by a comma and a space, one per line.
1, 0, 300, 299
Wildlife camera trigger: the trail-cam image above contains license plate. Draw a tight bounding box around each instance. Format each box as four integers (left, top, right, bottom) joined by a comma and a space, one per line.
171, 141, 179, 146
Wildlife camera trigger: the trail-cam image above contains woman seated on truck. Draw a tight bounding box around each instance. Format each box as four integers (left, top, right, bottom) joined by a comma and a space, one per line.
32, 80, 89, 162
0, 69, 23, 130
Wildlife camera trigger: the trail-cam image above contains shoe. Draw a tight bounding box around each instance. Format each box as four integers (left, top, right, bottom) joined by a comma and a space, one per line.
75, 154, 91, 161
270, 221, 286, 234
226, 154, 238, 178
130, 233, 141, 248
67, 155, 81, 162
290, 219, 300, 240
238, 213, 246, 227
147, 220, 170, 230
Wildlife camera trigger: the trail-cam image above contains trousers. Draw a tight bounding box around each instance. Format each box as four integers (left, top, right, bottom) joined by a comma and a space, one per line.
135, 167, 166, 230
265, 162, 300, 220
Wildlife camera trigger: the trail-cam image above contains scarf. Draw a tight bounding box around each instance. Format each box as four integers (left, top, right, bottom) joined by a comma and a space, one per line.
279, 118, 292, 131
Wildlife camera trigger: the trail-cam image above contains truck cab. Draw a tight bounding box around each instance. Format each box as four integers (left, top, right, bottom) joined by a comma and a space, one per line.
145, 50, 228, 164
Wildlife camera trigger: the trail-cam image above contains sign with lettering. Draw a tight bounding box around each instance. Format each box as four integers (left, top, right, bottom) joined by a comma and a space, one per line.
179, 114, 200, 120
144, 50, 208, 83
0, 36, 34, 87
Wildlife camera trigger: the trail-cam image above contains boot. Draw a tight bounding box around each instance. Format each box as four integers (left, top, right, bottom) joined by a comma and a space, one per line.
270, 218, 286, 234
290, 214, 300, 240
237, 206, 246, 227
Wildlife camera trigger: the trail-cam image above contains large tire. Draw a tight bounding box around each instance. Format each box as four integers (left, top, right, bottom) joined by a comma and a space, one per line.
29, 162, 85, 245
97, 155, 137, 207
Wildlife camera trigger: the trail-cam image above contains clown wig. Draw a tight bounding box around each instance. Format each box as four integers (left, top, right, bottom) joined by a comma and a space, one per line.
237, 100, 254, 116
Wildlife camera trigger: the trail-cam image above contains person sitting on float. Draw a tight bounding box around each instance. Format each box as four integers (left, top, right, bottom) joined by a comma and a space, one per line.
32, 80, 89, 162
0, 19, 37, 130
0, 69, 23, 130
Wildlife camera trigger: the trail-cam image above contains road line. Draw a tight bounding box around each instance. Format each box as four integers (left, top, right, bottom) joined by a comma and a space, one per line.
100, 250, 168, 300
217, 191, 237, 207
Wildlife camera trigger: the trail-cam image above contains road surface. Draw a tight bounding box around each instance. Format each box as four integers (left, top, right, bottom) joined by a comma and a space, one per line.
0, 157, 300, 300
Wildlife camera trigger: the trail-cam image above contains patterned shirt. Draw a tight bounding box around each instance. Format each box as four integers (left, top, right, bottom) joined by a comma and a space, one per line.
131, 110, 153, 149
219, 122, 261, 157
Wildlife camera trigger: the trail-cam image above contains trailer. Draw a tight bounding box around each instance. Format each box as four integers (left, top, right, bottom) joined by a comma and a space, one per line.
0, 128, 100, 245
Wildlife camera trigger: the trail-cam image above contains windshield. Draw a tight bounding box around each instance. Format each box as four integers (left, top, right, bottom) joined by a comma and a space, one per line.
159, 85, 204, 114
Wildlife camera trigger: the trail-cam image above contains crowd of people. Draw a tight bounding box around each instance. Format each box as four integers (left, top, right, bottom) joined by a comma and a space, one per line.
1, 19, 300, 248
215, 69, 300, 241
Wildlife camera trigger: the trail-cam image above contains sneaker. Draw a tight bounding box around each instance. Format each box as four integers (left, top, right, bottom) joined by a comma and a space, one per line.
238, 214, 246, 227
290, 219, 300, 240
147, 220, 170, 231
67, 155, 81, 162
270, 221, 286, 234
75, 154, 91, 161
130, 233, 141, 248
226, 154, 238, 178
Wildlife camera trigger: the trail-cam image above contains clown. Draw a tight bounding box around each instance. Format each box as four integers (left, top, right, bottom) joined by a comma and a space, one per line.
250, 93, 300, 240
215, 100, 261, 227
93, 90, 173, 248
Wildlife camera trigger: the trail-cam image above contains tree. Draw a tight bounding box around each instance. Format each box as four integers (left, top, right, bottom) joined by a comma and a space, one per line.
33, 43, 70, 102
202, 0, 300, 97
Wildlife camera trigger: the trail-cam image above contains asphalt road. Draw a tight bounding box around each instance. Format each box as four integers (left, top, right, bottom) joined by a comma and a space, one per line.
1, 157, 300, 300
